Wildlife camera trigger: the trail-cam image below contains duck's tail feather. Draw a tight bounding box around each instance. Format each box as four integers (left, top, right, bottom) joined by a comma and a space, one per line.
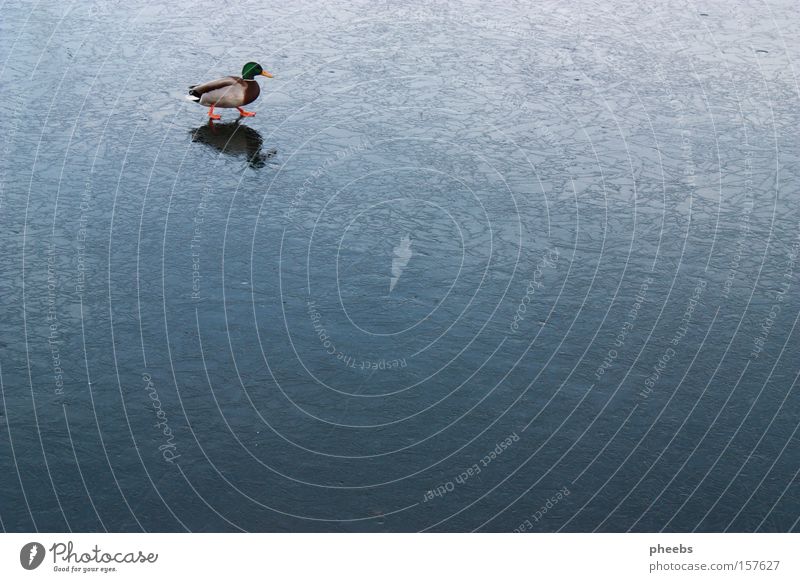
186, 87, 201, 102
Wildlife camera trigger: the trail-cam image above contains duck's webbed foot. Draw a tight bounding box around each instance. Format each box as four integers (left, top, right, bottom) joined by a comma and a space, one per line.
208, 105, 221, 120
237, 107, 256, 117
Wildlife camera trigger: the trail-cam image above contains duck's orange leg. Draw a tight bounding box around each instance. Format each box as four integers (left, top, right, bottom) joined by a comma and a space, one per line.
207, 105, 221, 120
237, 107, 256, 117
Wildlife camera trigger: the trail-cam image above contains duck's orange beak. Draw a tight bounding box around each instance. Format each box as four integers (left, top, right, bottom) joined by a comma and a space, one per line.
260, 71, 273, 78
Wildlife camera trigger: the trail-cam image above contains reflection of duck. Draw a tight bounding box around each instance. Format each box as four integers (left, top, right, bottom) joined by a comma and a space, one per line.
186, 62, 273, 120
190, 120, 276, 168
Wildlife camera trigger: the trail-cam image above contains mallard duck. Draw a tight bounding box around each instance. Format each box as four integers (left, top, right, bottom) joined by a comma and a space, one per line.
186, 62, 273, 119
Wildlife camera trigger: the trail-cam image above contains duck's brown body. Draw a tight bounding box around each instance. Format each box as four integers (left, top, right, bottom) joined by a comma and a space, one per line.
188, 76, 260, 108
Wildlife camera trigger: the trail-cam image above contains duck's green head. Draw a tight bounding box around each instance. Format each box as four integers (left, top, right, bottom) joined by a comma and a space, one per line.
242, 62, 273, 80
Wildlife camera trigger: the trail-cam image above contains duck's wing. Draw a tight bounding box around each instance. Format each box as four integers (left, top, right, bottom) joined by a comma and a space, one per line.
187, 76, 244, 105
189, 76, 238, 94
